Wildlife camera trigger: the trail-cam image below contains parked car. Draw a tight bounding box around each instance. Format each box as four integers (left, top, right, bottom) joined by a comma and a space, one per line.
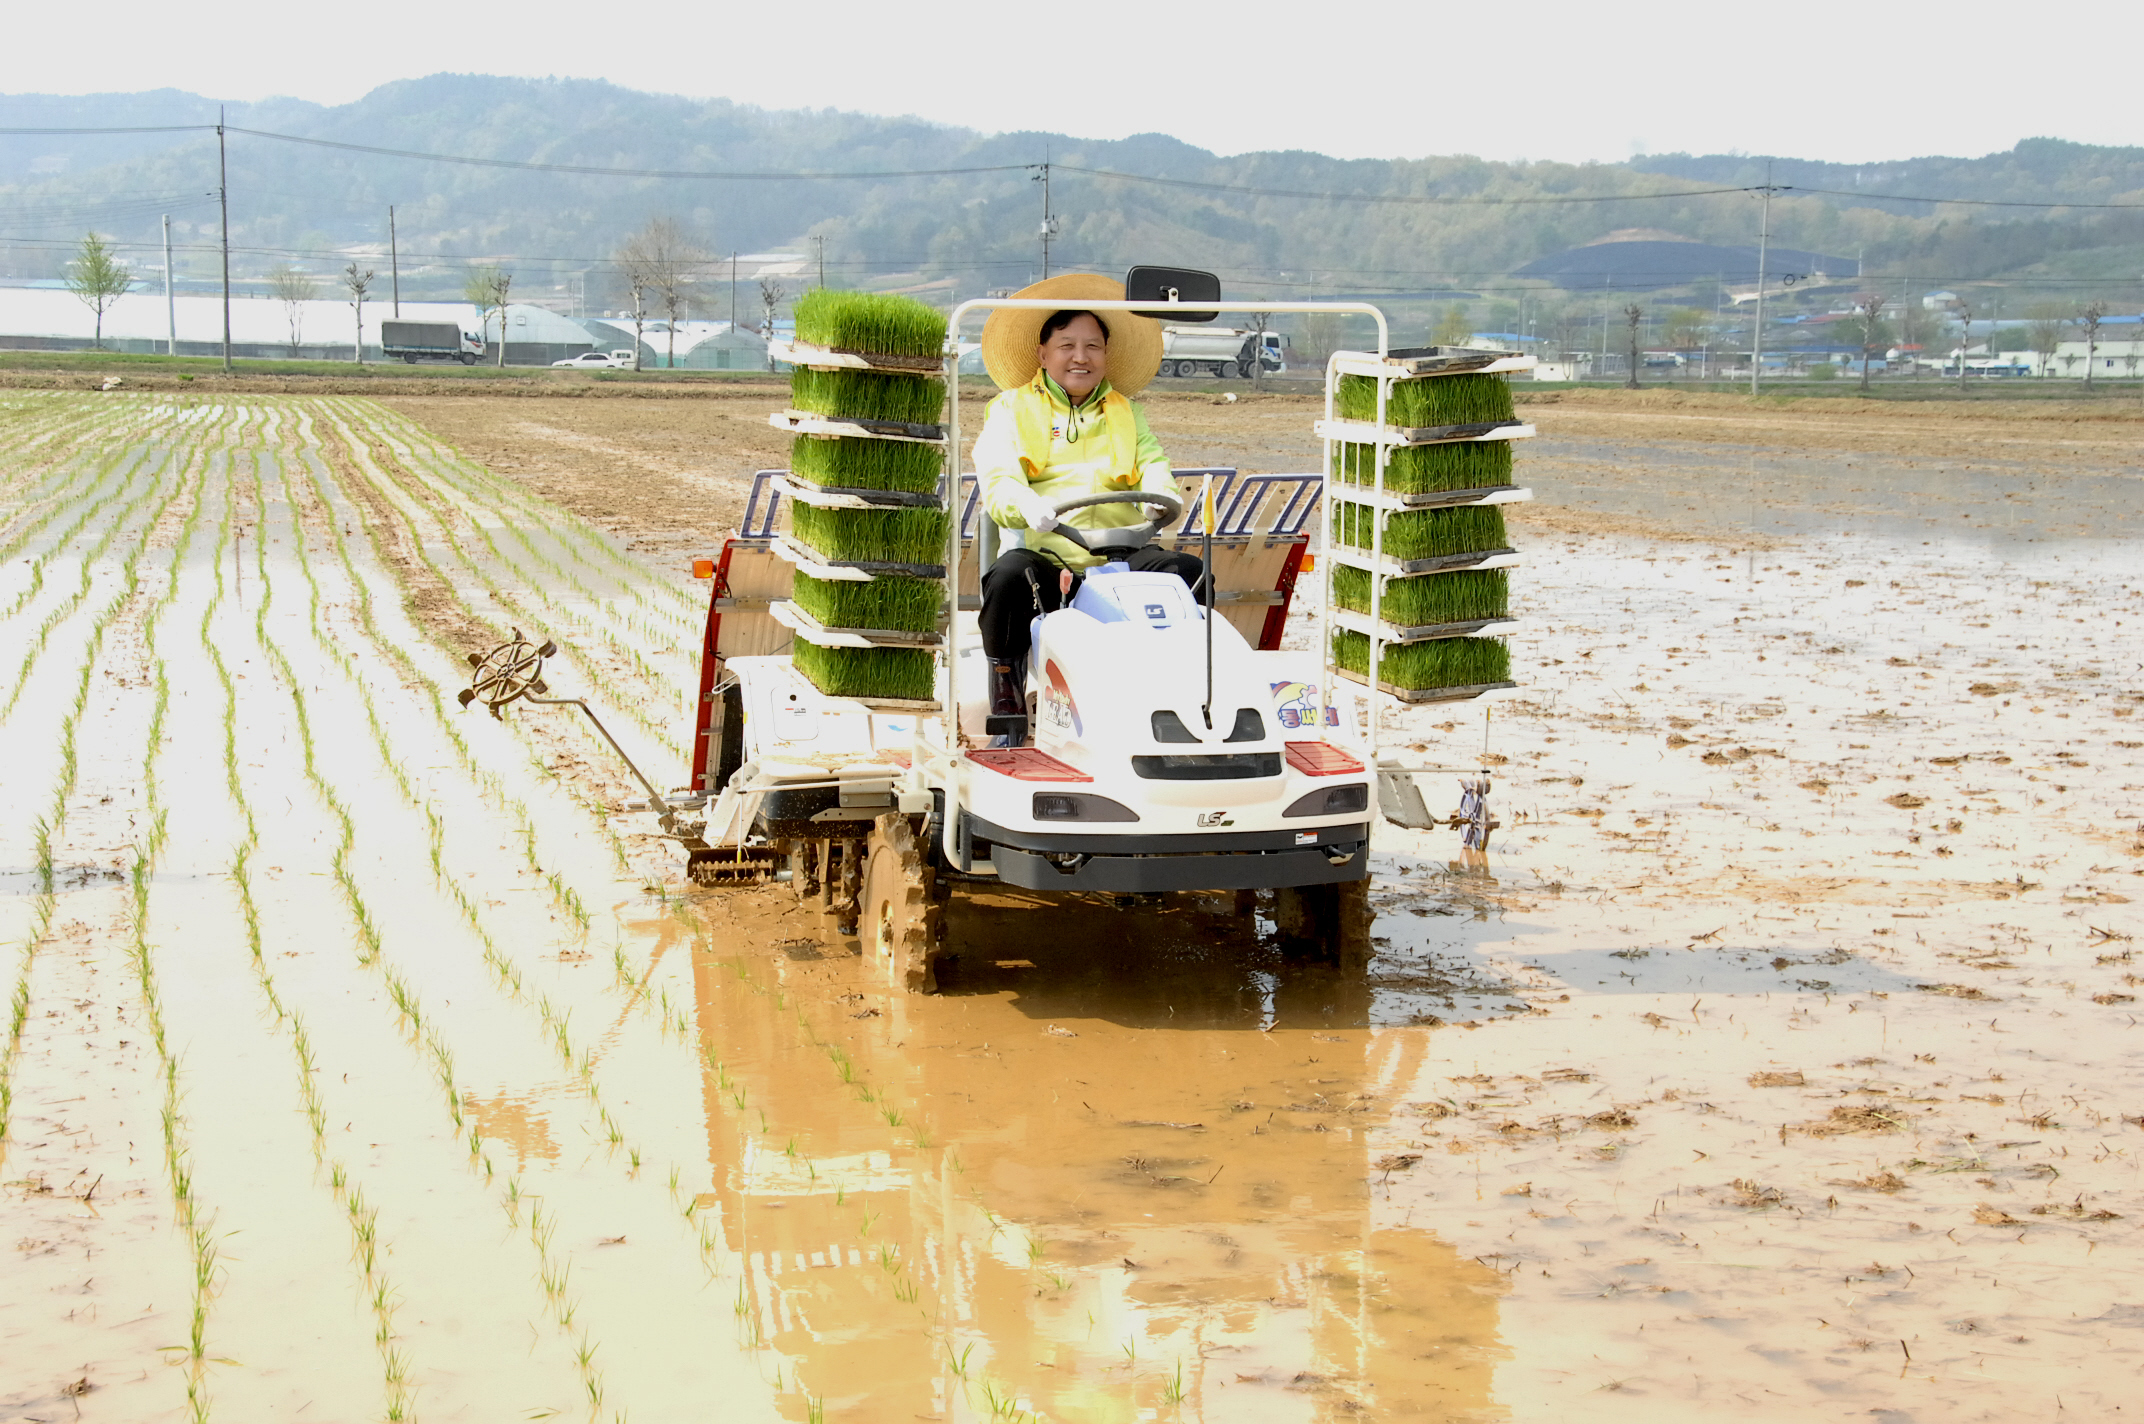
551, 351, 625, 369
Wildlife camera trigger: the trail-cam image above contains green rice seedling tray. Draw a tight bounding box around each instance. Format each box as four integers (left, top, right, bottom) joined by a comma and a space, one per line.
1315, 418, 1533, 447
792, 289, 948, 361
1331, 629, 1515, 703
788, 571, 942, 637
1334, 670, 1518, 704
1335, 483, 1531, 513
1332, 564, 1509, 625
1330, 608, 1519, 645
769, 338, 942, 374
769, 600, 941, 649
1328, 546, 1521, 578
771, 410, 944, 444
790, 435, 943, 495
790, 368, 945, 426
1336, 371, 1515, 426
1333, 501, 1509, 562
772, 536, 946, 582
1330, 346, 1537, 379
779, 474, 941, 510
1334, 438, 1514, 495
793, 641, 939, 708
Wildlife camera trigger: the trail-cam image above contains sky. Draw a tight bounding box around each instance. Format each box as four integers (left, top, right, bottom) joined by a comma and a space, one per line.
5, 0, 2139, 165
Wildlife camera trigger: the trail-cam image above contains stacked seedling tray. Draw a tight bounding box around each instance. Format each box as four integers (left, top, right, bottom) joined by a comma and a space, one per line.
1313, 347, 1534, 703
765, 291, 950, 708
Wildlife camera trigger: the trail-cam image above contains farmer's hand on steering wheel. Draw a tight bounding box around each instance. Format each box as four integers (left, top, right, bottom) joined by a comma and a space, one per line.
1045, 488, 1186, 555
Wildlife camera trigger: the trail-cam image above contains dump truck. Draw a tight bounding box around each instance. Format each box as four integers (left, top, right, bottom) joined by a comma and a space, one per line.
1160, 326, 1287, 378
381, 320, 484, 365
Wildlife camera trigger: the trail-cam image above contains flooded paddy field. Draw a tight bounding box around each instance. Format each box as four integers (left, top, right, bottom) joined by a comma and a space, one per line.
0, 387, 2138, 1422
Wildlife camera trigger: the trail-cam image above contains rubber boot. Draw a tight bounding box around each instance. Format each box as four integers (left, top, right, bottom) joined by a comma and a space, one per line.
986, 663, 1028, 742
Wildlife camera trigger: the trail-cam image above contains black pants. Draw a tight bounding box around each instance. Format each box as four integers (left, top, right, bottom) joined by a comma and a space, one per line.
979, 545, 1206, 664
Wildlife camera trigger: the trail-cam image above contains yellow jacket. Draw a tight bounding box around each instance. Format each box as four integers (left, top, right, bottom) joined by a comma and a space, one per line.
974, 374, 1179, 570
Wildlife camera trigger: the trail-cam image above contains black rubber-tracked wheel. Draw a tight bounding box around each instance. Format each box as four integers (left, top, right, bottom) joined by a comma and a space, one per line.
1274, 878, 1373, 972
862, 813, 944, 993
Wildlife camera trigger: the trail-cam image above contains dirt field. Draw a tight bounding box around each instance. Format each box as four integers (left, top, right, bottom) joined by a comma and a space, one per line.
1, 385, 2139, 1421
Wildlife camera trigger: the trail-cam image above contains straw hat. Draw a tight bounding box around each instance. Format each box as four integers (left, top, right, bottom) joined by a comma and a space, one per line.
979, 274, 1164, 395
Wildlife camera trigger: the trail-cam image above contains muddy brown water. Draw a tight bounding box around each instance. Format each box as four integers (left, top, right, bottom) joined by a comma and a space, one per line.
0, 390, 2138, 1421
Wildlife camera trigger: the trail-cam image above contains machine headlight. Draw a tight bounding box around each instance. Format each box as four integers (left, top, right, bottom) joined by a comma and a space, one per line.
1032, 792, 1141, 822
1283, 783, 1369, 817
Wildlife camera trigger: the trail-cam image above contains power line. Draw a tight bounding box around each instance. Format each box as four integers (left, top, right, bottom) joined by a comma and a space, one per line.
8, 120, 2144, 209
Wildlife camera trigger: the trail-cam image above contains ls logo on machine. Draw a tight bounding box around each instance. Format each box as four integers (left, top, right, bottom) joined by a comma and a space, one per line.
1269, 680, 1341, 730
1144, 604, 1167, 622
1041, 660, 1082, 736
1196, 811, 1235, 827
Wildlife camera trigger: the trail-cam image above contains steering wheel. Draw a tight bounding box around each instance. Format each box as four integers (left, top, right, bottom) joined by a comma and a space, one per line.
1045, 488, 1186, 558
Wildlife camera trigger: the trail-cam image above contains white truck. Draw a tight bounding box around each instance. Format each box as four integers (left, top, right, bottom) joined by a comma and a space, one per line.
381, 320, 485, 365
1159, 326, 1289, 378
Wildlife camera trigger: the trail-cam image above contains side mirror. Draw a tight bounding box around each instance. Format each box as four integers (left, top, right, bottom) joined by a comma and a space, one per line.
1125, 266, 1219, 323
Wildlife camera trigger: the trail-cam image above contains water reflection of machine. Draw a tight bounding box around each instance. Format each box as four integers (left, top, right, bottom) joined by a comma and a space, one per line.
685, 888, 1507, 1419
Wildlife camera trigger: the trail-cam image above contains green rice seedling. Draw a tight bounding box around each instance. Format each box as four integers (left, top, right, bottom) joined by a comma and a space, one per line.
880, 1106, 904, 1128
789, 435, 944, 494
793, 642, 935, 702
1331, 502, 1509, 561
1163, 1362, 1188, 1404
790, 368, 946, 425
947, 1342, 974, 1380
790, 503, 947, 567
858, 1208, 878, 1236
893, 1278, 920, 1304
1331, 565, 1508, 625
790, 572, 941, 634
793, 288, 948, 358
1335, 438, 1513, 495
911, 1125, 934, 1149
1331, 631, 1510, 691
1337, 372, 1513, 428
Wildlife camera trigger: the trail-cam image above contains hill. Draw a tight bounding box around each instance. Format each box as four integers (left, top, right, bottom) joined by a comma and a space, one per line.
5, 78, 2141, 320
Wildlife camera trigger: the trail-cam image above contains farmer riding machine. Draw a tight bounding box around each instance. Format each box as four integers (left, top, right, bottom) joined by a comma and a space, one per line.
468, 269, 1532, 992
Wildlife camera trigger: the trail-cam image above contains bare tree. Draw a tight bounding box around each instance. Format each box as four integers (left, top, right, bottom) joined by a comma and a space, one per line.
2025, 303, 2066, 378
268, 266, 313, 356
1246, 310, 1270, 387
2074, 300, 2109, 389
1849, 293, 1889, 394
611, 240, 651, 371
463, 267, 514, 367
759, 278, 786, 372
1430, 305, 1472, 347
343, 262, 376, 364
1953, 299, 1973, 392
633, 217, 707, 369
66, 233, 133, 349
1623, 304, 1643, 389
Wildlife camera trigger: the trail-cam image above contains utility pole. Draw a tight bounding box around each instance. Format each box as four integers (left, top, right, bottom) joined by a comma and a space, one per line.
812, 234, 826, 289
1036, 151, 1058, 279
729, 251, 738, 328
162, 214, 176, 356
1956, 299, 1973, 391
1750, 160, 1776, 396
218, 107, 232, 372
389, 205, 400, 316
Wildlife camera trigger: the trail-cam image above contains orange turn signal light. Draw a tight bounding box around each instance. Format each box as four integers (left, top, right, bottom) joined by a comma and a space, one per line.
1299, 554, 1317, 572
691, 559, 715, 580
